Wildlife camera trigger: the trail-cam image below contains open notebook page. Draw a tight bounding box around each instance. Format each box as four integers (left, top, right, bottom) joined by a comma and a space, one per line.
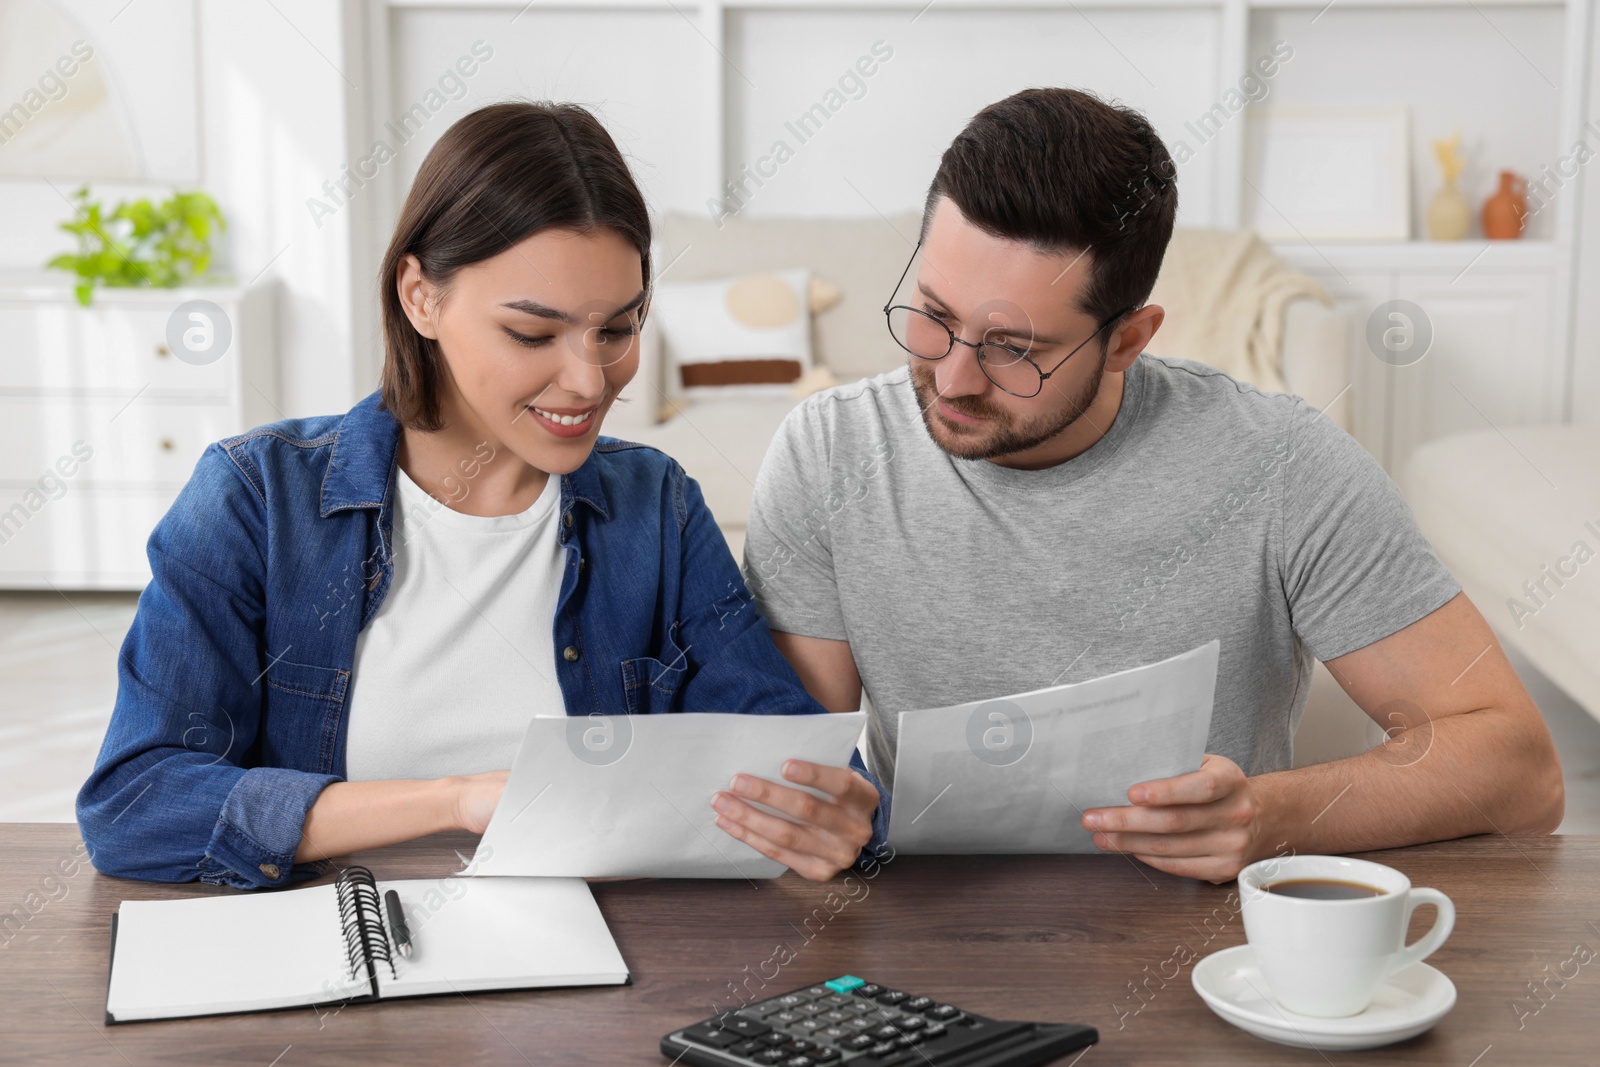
107, 884, 366, 1021
379, 876, 627, 998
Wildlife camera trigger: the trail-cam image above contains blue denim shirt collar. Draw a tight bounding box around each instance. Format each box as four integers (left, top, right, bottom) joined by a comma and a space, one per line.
318, 391, 614, 521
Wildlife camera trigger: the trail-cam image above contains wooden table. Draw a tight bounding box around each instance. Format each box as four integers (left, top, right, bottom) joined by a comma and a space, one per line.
3, 824, 1596, 1065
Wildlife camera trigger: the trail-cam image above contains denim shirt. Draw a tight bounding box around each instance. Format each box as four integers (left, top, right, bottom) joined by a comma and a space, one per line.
77, 390, 887, 890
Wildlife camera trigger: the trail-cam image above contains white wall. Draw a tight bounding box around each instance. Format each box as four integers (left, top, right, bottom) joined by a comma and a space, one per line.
197, 0, 366, 417
721, 6, 1222, 225
1572, 1, 1600, 425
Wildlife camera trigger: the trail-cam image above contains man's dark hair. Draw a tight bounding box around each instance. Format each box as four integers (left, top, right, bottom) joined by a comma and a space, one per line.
922, 87, 1177, 335
379, 101, 652, 432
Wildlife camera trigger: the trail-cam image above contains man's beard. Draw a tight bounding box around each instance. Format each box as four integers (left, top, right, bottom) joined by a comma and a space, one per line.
908, 352, 1107, 461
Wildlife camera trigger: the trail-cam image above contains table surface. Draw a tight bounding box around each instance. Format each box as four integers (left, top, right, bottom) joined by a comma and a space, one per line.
3, 824, 1596, 1066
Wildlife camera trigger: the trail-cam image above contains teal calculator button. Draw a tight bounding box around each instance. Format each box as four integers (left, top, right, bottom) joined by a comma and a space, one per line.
825, 976, 865, 993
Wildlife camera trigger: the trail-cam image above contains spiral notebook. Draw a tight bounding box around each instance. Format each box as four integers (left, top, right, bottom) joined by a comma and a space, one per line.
104, 866, 629, 1023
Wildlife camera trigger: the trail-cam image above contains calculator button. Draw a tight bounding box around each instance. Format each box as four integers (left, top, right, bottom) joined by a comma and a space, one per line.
844, 1034, 878, 1051
796, 1018, 825, 1033
806, 1050, 841, 1064
778, 993, 810, 1007
681, 1023, 743, 1048
904, 996, 934, 1012
805, 986, 830, 997
927, 1004, 960, 1021
869, 1025, 900, 1041
797, 1003, 828, 1016
732, 1038, 767, 1055
825, 975, 865, 994
821, 1010, 851, 1023
772, 1010, 803, 1025
842, 1017, 877, 1032
893, 1015, 926, 1032
874, 990, 909, 1005
755, 1052, 787, 1066
866, 1042, 897, 1056
760, 1032, 791, 1046
818, 994, 855, 1008
853, 983, 883, 998
780, 1039, 815, 1053
783, 1058, 812, 1067
723, 1017, 772, 1037
923, 1022, 949, 1039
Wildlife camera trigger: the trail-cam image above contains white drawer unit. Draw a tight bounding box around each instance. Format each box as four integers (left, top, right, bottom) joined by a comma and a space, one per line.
1271, 243, 1565, 479
0, 276, 277, 590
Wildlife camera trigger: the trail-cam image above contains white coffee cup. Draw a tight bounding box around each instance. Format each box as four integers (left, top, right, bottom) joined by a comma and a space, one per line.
1237, 854, 1454, 1018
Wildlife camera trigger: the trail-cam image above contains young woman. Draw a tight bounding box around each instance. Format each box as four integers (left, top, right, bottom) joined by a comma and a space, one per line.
76, 102, 884, 890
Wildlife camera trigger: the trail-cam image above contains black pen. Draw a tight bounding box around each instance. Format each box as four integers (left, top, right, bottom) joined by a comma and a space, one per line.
384, 889, 413, 958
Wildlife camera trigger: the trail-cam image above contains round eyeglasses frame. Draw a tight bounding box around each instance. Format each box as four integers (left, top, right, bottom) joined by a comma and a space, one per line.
882, 241, 1133, 399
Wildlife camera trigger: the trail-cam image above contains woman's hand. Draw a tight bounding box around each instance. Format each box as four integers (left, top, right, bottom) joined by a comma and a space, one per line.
450, 769, 510, 834
710, 760, 879, 881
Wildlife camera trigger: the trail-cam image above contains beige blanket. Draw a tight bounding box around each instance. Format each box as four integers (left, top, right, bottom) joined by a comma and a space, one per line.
1145, 228, 1330, 395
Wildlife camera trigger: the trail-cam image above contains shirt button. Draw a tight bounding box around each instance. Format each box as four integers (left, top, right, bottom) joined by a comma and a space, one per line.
259, 863, 282, 880
563, 646, 580, 662
564, 512, 573, 528
578, 557, 586, 572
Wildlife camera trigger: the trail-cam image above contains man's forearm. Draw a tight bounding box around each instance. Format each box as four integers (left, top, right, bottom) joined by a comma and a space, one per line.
1251, 704, 1564, 861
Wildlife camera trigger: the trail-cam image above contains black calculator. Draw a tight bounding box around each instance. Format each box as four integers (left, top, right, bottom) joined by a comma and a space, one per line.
660, 975, 1098, 1066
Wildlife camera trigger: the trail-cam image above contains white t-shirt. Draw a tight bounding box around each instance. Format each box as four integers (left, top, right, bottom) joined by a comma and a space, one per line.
343, 466, 567, 781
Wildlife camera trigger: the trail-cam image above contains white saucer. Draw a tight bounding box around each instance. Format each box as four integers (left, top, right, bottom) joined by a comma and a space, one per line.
1191, 944, 1456, 1051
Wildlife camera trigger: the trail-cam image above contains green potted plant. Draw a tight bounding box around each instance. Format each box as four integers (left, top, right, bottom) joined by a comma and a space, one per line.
46, 186, 227, 307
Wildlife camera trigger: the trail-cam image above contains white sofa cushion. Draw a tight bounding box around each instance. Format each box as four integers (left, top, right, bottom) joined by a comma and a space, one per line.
1402, 427, 1600, 718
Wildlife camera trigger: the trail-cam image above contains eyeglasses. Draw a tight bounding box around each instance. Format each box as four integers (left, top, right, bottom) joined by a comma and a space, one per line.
882, 242, 1132, 399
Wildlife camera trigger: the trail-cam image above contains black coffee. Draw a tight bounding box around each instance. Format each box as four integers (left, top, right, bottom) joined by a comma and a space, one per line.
1263, 878, 1385, 900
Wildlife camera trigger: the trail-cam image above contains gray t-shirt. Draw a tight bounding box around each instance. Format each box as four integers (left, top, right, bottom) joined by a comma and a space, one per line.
742, 355, 1460, 788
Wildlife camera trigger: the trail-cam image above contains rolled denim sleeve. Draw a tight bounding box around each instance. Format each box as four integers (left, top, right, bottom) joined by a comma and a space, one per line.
670, 465, 891, 868
76, 444, 339, 890
849, 752, 892, 867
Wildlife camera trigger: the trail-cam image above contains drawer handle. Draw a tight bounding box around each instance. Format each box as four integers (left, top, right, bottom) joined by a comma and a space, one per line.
159, 437, 175, 451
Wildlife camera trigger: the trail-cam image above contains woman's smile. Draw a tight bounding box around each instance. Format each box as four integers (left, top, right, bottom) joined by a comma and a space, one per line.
528, 403, 597, 437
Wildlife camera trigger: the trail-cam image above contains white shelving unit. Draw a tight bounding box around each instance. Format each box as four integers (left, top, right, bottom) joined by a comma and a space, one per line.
371, 0, 1592, 476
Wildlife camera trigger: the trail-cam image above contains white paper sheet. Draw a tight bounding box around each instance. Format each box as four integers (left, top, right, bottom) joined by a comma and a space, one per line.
887, 641, 1219, 854
471, 711, 868, 879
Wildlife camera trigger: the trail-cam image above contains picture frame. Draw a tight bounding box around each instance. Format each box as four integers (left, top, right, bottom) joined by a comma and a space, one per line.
1244, 106, 1411, 243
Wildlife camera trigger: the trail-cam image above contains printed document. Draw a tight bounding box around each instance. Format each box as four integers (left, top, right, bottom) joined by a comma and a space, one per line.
473, 711, 867, 878
887, 642, 1219, 853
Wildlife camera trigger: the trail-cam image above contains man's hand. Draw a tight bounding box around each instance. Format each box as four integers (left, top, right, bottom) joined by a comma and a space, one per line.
1082, 754, 1266, 883
712, 759, 878, 881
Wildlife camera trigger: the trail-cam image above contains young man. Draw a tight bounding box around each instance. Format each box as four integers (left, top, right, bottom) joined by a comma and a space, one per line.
742, 87, 1563, 883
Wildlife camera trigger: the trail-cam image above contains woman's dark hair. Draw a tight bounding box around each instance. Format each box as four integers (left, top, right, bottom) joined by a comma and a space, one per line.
923, 87, 1177, 338
379, 101, 652, 431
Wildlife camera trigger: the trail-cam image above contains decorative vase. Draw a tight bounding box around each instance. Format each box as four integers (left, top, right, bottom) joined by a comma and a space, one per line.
1483, 170, 1527, 240
1426, 180, 1471, 241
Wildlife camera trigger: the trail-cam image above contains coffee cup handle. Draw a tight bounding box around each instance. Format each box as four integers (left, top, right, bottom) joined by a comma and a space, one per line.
1388, 887, 1455, 974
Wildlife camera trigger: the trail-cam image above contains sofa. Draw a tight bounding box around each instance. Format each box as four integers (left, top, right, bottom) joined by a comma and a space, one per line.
1403, 427, 1600, 723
